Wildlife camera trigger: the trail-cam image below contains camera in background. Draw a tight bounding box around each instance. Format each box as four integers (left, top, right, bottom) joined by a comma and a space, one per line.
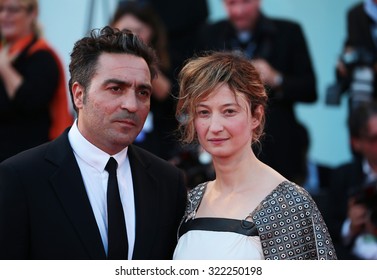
326, 47, 377, 110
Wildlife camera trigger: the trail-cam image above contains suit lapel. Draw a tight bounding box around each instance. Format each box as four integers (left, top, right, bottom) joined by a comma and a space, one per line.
46, 131, 106, 259
128, 146, 159, 260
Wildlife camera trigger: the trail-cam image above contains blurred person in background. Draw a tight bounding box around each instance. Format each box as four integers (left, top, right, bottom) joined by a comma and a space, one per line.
291, 123, 334, 224
111, 0, 179, 160
327, 0, 377, 111
328, 101, 377, 259
0, 0, 73, 162
196, 0, 317, 183
141, 0, 208, 83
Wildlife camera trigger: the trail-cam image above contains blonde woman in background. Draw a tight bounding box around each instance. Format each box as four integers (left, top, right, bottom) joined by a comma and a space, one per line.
0, 0, 72, 162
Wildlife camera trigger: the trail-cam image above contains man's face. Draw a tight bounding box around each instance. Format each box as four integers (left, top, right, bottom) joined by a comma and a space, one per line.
354, 116, 377, 166
224, 0, 261, 31
73, 53, 152, 155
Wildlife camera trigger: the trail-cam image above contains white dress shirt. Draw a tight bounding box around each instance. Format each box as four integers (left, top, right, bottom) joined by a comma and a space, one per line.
68, 120, 135, 259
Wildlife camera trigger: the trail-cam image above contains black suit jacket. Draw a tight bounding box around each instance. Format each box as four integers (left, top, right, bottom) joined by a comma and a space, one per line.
346, 2, 377, 54
327, 158, 365, 240
326, 157, 365, 259
0, 130, 187, 260
344, 2, 377, 98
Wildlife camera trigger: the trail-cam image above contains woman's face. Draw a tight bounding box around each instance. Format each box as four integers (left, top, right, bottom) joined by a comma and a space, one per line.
0, 0, 36, 43
112, 14, 152, 44
194, 83, 260, 160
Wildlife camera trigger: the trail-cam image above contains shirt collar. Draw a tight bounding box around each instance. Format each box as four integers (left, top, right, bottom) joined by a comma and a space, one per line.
362, 158, 377, 184
237, 31, 252, 43
68, 119, 128, 172
365, 0, 377, 23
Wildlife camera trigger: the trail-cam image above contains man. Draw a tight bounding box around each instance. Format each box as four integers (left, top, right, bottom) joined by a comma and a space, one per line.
328, 101, 377, 259
0, 26, 187, 260
335, 0, 377, 110
196, 0, 317, 182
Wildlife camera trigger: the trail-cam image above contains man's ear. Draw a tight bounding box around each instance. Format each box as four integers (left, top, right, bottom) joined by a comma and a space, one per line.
350, 137, 362, 152
72, 82, 84, 110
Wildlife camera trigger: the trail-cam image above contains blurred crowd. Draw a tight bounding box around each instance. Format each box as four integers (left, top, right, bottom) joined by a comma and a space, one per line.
1, 0, 377, 259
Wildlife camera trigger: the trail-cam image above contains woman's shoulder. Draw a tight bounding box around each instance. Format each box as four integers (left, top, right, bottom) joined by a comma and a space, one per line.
251, 180, 315, 216
184, 182, 209, 218
187, 182, 208, 205
271, 180, 314, 203
188, 182, 208, 194
274, 180, 309, 194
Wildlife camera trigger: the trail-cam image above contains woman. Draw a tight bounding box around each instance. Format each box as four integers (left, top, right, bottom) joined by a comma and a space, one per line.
110, 1, 178, 160
173, 51, 337, 260
0, 0, 72, 162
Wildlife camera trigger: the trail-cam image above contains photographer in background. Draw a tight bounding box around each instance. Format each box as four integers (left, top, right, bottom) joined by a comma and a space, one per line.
327, 0, 377, 110
348, 183, 377, 259
328, 102, 377, 259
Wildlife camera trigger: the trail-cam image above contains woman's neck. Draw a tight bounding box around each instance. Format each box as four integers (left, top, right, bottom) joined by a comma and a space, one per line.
211, 149, 260, 192
5, 30, 33, 47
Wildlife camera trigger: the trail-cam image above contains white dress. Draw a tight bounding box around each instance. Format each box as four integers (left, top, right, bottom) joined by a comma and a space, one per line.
173, 216, 264, 260
174, 181, 338, 260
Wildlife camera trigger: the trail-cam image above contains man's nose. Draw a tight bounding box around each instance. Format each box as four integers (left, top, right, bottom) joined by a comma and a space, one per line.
120, 91, 138, 112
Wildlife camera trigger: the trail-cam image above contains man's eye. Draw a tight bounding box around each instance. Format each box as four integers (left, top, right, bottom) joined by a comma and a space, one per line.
138, 90, 151, 97
110, 86, 122, 92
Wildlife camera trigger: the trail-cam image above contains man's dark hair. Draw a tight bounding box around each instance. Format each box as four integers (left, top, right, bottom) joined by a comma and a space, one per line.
348, 102, 377, 138
68, 25, 158, 111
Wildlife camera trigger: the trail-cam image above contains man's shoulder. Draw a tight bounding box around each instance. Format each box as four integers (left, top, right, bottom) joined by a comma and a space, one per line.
204, 19, 231, 30
348, 2, 364, 17
128, 145, 186, 188
199, 20, 232, 40
0, 142, 54, 183
267, 16, 303, 33
334, 158, 362, 173
129, 145, 181, 172
0, 131, 70, 170
1, 142, 50, 167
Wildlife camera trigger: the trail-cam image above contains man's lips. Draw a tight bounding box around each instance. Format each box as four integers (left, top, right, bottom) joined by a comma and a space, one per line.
114, 119, 136, 127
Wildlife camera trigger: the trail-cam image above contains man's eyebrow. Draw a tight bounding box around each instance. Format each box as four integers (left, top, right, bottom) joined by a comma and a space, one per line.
103, 78, 131, 87
103, 78, 152, 91
138, 83, 152, 91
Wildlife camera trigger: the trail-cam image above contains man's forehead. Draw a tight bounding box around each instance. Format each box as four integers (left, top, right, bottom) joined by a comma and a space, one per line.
96, 54, 151, 77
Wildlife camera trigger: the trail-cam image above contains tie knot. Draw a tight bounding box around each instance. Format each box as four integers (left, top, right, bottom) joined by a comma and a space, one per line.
105, 157, 118, 173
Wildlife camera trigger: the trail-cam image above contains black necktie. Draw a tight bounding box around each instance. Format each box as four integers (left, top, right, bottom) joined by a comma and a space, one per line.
105, 157, 128, 259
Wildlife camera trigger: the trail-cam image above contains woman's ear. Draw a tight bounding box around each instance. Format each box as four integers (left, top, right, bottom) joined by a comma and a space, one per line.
251, 104, 263, 129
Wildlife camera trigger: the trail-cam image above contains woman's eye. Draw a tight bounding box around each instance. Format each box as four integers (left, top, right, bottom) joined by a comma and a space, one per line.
196, 110, 209, 117
224, 109, 236, 115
